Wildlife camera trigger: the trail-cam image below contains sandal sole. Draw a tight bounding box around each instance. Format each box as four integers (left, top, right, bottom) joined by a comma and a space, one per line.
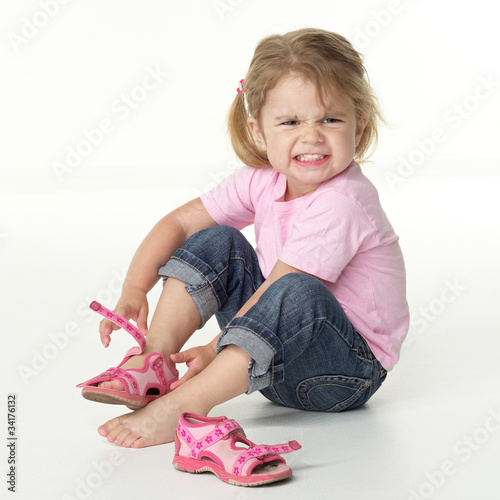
172, 454, 292, 487
81, 387, 155, 410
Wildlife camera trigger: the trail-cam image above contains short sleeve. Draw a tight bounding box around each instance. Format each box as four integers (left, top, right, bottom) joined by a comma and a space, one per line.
200, 167, 256, 229
279, 192, 376, 283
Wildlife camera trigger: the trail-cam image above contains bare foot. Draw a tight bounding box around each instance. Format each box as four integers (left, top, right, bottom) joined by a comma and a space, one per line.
97, 394, 183, 448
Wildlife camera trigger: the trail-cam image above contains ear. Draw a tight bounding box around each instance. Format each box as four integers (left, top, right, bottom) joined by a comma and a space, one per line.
355, 116, 368, 147
247, 116, 267, 151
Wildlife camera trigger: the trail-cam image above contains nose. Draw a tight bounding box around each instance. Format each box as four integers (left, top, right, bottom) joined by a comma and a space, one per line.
300, 124, 324, 144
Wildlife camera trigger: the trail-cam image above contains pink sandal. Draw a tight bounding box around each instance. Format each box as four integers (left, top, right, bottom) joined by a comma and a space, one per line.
173, 412, 301, 486
77, 301, 178, 410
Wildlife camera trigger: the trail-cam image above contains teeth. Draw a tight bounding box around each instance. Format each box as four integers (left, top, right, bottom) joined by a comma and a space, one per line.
296, 154, 326, 162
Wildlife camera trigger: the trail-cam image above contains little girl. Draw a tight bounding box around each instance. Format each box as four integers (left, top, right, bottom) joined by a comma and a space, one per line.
78, 28, 409, 485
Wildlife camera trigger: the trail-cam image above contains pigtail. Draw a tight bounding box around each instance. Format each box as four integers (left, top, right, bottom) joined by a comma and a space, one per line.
227, 91, 270, 168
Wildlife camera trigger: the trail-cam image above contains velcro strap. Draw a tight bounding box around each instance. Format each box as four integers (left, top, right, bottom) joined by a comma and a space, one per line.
232, 440, 302, 476
89, 301, 146, 351
203, 419, 242, 444
152, 357, 167, 388
79, 367, 135, 393
177, 419, 243, 459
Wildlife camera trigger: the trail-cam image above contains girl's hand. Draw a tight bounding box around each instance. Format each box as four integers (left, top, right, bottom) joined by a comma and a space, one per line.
169, 344, 216, 390
98, 286, 149, 348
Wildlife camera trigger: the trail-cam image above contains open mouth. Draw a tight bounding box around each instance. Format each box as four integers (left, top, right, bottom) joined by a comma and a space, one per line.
294, 154, 330, 166
295, 154, 326, 162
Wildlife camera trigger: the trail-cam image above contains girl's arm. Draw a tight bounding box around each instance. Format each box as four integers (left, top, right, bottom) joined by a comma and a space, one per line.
99, 198, 217, 343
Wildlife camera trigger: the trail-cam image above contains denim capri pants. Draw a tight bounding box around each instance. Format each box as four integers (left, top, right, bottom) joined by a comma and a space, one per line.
158, 225, 387, 412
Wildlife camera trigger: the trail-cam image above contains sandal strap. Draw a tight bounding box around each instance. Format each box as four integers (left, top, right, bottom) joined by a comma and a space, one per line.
109, 367, 138, 393
175, 413, 302, 480
177, 415, 301, 474
177, 419, 243, 459
77, 352, 178, 394
232, 440, 301, 476
76, 365, 135, 392
90, 301, 146, 351
152, 356, 169, 389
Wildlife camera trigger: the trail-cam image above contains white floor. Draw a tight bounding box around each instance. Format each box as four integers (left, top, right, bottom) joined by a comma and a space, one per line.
4, 172, 500, 500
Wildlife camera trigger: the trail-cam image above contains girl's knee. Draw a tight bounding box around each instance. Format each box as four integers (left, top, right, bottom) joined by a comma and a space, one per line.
185, 225, 244, 250
275, 272, 320, 286
262, 272, 336, 322
195, 225, 240, 239
271, 272, 331, 301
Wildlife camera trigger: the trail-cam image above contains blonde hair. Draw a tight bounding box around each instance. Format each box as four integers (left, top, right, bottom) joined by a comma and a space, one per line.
227, 28, 383, 167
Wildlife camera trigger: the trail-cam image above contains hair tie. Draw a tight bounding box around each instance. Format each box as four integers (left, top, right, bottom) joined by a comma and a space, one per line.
236, 79, 245, 94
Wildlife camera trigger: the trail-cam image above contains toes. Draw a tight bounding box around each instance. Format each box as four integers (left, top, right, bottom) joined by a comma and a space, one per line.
97, 415, 148, 448
110, 379, 125, 390
99, 380, 125, 390
98, 425, 108, 437
131, 436, 148, 448
96, 399, 178, 448
109, 424, 147, 448
118, 429, 143, 448
105, 422, 126, 444
112, 427, 131, 446
98, 416, 123, 437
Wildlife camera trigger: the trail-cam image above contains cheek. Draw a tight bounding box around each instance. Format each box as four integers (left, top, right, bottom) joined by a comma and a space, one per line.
266, 149, 280, 164
265, 145, 288, 168
331, 133, 357, 160
263, 136, 281, 157
346, 129, 359, 150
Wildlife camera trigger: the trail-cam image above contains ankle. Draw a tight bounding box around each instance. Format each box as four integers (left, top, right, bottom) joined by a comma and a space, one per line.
167, 381, 212, 417
141, 347, 176, 371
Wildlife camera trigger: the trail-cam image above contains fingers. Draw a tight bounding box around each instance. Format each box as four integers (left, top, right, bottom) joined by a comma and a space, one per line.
99, 320, 113, 348
136, 305, 149, 335
98, 310, 127, 346
97, 302, 147, 347
114, 303, 135, 322
170, 350, 198, 390
170, 352, 185, 364
170, 349, 196, 364
114, 303, 149, 335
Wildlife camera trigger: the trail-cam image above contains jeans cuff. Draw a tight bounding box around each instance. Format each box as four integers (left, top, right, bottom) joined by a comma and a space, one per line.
158, 250, 222, 329
216, 316, 283, 394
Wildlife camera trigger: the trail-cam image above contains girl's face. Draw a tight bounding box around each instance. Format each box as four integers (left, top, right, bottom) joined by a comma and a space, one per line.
248, 74, 367, 201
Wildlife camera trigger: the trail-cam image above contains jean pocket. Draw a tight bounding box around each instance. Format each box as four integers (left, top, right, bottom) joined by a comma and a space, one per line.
297, 375, 372, 412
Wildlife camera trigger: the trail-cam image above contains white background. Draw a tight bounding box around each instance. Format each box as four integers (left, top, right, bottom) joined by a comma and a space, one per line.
2, 1, 499, 499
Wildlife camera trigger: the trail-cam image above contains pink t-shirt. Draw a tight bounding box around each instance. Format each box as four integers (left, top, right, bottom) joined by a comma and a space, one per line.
201, 162, 409, 370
